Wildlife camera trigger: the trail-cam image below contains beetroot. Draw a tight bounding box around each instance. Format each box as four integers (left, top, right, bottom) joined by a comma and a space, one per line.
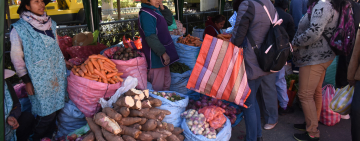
195, 101, 202, 108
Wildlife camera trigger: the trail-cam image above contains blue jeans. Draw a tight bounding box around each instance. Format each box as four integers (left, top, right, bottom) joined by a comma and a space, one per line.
351, 81, 360, 141
243, 77, 263, 141
276, 67, 289, 109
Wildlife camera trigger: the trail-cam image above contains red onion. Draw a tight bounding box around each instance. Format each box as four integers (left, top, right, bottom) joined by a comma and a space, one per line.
211, 98, 218, 105
201, 99, 208, 104
195, 101, 202, 108
221, 104, 227, 109
189, 99, 195, 103
230, 117, 237, 124
217, 100, 223, 107
202, 102, 208, 107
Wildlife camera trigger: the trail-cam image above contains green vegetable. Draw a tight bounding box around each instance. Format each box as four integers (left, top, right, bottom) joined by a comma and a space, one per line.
170, 62, 190, 74
285, 74, 299, 92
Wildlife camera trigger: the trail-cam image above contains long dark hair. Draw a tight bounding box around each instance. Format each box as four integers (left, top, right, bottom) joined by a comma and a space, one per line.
17, 0, 31, 14
212, 15, 226, 24
307, 0, 345, 12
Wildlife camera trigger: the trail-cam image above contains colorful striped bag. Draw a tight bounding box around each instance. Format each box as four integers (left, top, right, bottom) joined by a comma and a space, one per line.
330, 85, 355, 115
320, 84, 341, 126
186, 35, 251, 108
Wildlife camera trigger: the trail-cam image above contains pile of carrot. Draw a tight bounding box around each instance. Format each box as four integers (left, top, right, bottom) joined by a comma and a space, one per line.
71, 54, 123, 84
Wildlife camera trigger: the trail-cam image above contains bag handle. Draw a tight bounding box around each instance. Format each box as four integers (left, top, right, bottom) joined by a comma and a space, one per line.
253, 0, 279, 24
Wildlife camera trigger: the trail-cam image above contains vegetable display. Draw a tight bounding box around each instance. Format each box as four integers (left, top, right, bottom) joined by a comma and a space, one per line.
177, 35, 203, 47
71, 54, 124, 84
181, 109, 217, 139
169, 62, 190, 74
186, 95, 242, 124
84, 88, 185, 141
151, 91, 185, 102
111, 47, 142, 61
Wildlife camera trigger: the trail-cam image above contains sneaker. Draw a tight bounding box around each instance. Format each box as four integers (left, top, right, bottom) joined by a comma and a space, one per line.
264, 122, 278, 130
294, 123, 306, 131
279, 107, 294, 115
293, 133, 319, 141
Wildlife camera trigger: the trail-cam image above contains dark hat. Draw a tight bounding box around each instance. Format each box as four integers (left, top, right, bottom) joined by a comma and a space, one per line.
17, 0, 52, 15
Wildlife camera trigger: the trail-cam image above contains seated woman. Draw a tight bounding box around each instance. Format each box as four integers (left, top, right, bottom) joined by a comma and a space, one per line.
203, 15, 226, 38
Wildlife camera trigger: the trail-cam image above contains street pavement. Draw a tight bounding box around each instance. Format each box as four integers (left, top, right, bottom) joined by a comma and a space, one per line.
230, 105, 352, 141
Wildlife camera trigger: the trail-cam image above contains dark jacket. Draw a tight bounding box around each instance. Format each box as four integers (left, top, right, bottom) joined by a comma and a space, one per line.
275, 7, 295, 41
230, 0, 277, 80
203, 17, 222, 38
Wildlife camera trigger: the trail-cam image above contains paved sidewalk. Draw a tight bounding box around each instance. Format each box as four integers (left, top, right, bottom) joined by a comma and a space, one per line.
230, 106, 352, 141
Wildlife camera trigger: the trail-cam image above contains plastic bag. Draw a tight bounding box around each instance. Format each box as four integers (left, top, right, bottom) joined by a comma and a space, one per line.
192, 27, 205, 40
170, 71, 192, 94
168, 17, 178, 31
67, 72, 122, 117
67, 124, 90, 138
181, 116, 232, 141
58, 35, 73, 60
150, 91, 189, 127
330, 85, 355, 115
14, 83, 27, 99
99, 76, 138, 108
56, 100, 87, 138
209, 114, 227, 129
68, 57, 85, 66
174, 39, 201, 69
102, 47, 148, 90
199, 106, 225, 122
66, 43, 107, 63
320, 84, 341, 126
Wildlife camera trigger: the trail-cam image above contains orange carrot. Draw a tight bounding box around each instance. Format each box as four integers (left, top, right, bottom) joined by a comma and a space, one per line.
117, 72, 123, 76
85, 65, 92, 75
97, 59, 104, 70
73, 65, 78, 69
78, 70, 85, 77
94, 69, 108, 83
109, 79, 116, 84
106, 72, 118, 78
103, 65, 115, 73
104, 61, 116, 68
75, 68, 80, 72
80, 64, 88, 74
71, 68, 77, 74
91, 59, 100, 70
87, 61, 95, 74
75, 73, 80, 76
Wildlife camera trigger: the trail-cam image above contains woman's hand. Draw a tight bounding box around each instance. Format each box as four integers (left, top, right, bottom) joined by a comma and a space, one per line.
7, 116, 19, 130
348, 80, 356, 87
162, 53, 170, 65
159, 2, 165, 10
65, 59, 74, 70
25, 82, 35, 96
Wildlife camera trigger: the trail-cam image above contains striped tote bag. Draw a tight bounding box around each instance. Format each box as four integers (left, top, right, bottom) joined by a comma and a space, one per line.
186, 35, 251, 108
320, 84, 341, 126
330, 85, 355, 115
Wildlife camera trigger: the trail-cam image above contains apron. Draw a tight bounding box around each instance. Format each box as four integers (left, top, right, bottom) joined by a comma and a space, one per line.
138, 7, 179, 69
11, 19, 67, 116
4, 83, 16, 141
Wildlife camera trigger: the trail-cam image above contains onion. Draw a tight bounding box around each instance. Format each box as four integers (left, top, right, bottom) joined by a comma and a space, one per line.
201, 95, 208, 100
189, 99, 195, 103
202, 102, 208, 107
221, 104, 227, 109
224, 110, 230, 116
211, 98, 218, 105
230, 117, 237, 124
201, 99, 208, 104
217, 100, 223, 107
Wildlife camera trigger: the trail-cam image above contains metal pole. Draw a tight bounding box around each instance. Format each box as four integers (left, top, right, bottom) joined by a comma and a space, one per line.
5, 0, 11, 31
117, 0, 121, 20
219, 0, 221, 14
89, 0, 95, 32
177, 0, 179, 20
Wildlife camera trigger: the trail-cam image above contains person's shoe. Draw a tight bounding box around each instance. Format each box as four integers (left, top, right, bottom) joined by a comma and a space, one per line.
264, 122, 278, 130
278, 107, 294, 115
294, 123, 306, 131
293, 133, 319, 141
257, 137, 263, 141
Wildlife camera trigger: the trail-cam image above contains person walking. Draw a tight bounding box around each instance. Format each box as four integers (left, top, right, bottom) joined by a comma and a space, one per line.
231, 0, 278, 140
291, 0, 341, 139
349, 24, 360, 141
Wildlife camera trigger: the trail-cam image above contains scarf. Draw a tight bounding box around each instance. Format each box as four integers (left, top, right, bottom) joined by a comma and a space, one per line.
21, 11, 52, 31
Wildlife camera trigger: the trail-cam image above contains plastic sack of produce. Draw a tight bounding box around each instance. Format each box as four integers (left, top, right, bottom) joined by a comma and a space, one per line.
56, 100, 87, 138
192, 27, 205, 40
174, 39, 201, 69
67, 72, 122, 117
187, 35, 251, 108
320, 84, 341, 126
170, 70, 192, 94
66, 43, 108, 63
150, 91, 189, 127
199, 106, 225, 122
181, 115, 232, 141
330, 85, 355, 115
58, 35, 73, 60
102, 47, 147, 90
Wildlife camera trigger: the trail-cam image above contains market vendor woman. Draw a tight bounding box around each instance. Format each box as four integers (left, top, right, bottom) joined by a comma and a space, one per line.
10, 0, 70, 140
139, 0, 179, 91
203, 15, 226, 38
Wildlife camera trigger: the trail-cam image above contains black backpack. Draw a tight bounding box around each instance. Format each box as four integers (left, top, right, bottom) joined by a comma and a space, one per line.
248, 0, 292, 72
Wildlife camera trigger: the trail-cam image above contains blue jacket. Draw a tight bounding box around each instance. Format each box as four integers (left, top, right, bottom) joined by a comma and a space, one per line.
289, 0, 308, 30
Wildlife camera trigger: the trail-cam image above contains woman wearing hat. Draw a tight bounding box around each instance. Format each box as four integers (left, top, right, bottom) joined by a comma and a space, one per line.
10, 0, 69, 140
138, 0, 179, 91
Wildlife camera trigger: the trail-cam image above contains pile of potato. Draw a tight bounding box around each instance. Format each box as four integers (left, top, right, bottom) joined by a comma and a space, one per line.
112, 47, 141, 61
177, 35, 202, 47
80, 88, 185, 141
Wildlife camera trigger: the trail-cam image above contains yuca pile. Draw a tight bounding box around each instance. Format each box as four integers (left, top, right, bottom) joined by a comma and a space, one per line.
71, 54, 123, 84
78, 88, 185, 141
177, 35, 202, 47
